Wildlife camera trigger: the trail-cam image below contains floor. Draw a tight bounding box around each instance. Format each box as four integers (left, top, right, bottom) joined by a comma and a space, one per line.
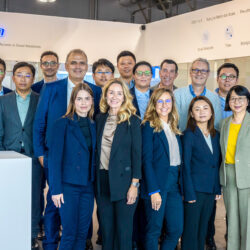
38, 196, 227, 250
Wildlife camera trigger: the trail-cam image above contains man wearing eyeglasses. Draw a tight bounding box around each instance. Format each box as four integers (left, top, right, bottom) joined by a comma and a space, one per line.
151, 59, 178, 91
174, 58, 222, 132
0, 58, 12, 96
0, 62, 41, 250
92, 58, 114, 88
215, 63, 239, 119
31, 51, 59, 94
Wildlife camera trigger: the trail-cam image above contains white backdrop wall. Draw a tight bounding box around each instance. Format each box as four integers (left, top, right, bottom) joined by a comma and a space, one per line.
0, 0, 250, 65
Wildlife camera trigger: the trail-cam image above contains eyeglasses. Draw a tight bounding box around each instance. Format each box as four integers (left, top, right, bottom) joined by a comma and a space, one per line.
135, 70, 151, 77
191, 68, 209, 75
229, 96, 246, 103
95, 71, 112, 75
219, 74, 237, 81
157, 99, 172, 105
15, 73, 32, 79
41, 61, 58, 67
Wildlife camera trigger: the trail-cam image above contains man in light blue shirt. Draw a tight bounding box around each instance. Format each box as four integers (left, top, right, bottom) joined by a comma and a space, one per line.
174, 58, 222, 132
117, 50, 136, 89
215, 62, 239, 119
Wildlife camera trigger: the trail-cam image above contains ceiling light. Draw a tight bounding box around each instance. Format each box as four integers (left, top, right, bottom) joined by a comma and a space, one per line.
38, 0, 56, 3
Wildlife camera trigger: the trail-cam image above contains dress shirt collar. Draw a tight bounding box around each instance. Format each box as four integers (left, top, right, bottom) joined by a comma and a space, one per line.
189, 84, 206, 97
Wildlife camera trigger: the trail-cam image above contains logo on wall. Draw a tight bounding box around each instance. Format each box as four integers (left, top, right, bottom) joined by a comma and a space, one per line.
225, 25, 233, 40
0, 27, 6, 38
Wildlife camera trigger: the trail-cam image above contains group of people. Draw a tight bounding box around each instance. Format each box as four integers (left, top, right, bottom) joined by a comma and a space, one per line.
0, 49, 249, 250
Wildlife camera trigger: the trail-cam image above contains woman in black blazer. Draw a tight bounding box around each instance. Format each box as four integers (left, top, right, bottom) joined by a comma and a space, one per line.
49, 83, 96, 250
181, 96, 221, 250
95, 78, 142, 250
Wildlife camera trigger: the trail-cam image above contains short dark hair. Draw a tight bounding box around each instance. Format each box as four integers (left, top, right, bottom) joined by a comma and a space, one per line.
92, 58, 115, 74
40, 51, 59, 62
187, 96, 216, 137
160, 59, 178, 73
117, 50, 136, 63
217, 63, 239, 78
133, 61, 152, 74
225, 85, 250, 112
13, 62, 36, 77
0, 58, 6, 72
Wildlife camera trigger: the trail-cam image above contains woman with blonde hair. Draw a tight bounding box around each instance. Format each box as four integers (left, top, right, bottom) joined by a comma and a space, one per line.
49, 83, 96, 249
95, 78, 142, 250
141, 87, 183, 250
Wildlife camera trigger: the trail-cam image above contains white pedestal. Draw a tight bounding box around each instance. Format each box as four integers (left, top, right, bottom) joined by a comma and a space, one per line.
0, 151, 31, 250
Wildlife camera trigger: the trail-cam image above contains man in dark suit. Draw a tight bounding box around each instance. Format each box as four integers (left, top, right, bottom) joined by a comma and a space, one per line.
32, 51, 59, 94
0, 58, 12, 95
0, 62, 41, 250
33, 49, 101, 250
130, 61, 153, 250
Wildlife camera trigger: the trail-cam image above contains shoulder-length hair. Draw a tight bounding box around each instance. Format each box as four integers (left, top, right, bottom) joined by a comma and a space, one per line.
187, 96, 216, 137
99, 78, 137, 124
142, 88, 181, 134
64, 83, 94, 120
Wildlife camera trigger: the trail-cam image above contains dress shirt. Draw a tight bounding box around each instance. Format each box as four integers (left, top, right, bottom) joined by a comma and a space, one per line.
134, 87, 150, 119
16, 91, 31, 126
67, 78, 75, 106
100, 115, 117, 170
161, 120, 181, 166
174, 85, 222, 131
215, 88, 233, 119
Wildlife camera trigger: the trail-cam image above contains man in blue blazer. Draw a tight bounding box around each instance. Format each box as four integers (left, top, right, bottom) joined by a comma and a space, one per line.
33, 49, 101, 250
0, 58, 12, 95
32, 51, 59, 94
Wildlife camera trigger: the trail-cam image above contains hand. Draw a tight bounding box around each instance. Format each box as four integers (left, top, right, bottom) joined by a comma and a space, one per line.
127, 186, 138, 205
52, 194, 64, 208
187, 200, 196, 203
151, 192, 162, 211
215, 195, 221, 200
39, 156, 44, 167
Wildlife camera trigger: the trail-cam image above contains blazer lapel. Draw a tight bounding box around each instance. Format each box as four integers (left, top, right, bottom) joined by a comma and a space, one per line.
88, 119, 96, 152
195, 127, 213, 158
97, 113, 109, 156
9, 92, 23, 128
176, 135, 182, 159
109, 122, 124, 160
23, 92, 36, 128
158, 130, 170, 160
223, 116, 232, 154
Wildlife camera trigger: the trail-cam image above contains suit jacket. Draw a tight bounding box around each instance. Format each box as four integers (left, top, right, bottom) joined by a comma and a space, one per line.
130, 87, 153, 118
0, 91, 39, 157
48, 115, 96, 195
220, 112, 250, 188
31, 79, 45, 94
33, 77, 101, 163
181, 127, 221, 202
95, 113, 142, 201
3, 86, 12, 95
140, 121, 182, 198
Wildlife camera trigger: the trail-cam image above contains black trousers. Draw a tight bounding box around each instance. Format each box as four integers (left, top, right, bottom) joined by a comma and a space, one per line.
181, 192, 215, 250
96, 170, 138, 250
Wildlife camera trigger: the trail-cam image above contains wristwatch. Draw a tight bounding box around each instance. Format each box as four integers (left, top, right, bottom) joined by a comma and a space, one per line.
131, 182, 140, 188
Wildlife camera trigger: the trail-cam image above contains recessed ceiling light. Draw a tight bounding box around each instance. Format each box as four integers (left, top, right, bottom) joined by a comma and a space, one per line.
38, 0, 56, 3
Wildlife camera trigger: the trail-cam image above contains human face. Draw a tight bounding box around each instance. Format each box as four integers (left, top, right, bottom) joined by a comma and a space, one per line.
12, 66, 34, 93
229, 91, 248, 115
65, 53, 88, 83
0, 64, 5, 85
74, 90, 93, 117
40, 55, 59, 79
117, 56, 135, 80
156, 92, 173, 121
190, 61, 209, 87
93, 65, 114, 87
159, 63, 178, 88
106, 83, 124, 112
191, 100, 212, 125
134, 65, 152, 91
217, 68, 238, 95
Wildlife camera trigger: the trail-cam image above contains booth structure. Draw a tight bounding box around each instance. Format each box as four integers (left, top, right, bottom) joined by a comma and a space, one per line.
0, 151, 31, 250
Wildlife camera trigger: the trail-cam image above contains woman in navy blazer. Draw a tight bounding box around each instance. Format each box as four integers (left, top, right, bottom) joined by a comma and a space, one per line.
181, 96, 221, 250
48, 83, 96, 250
141, 88, 183, 250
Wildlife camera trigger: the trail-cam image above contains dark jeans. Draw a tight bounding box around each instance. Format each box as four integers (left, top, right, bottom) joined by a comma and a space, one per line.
182, 192, 215, 250
59, 182, 94, 250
